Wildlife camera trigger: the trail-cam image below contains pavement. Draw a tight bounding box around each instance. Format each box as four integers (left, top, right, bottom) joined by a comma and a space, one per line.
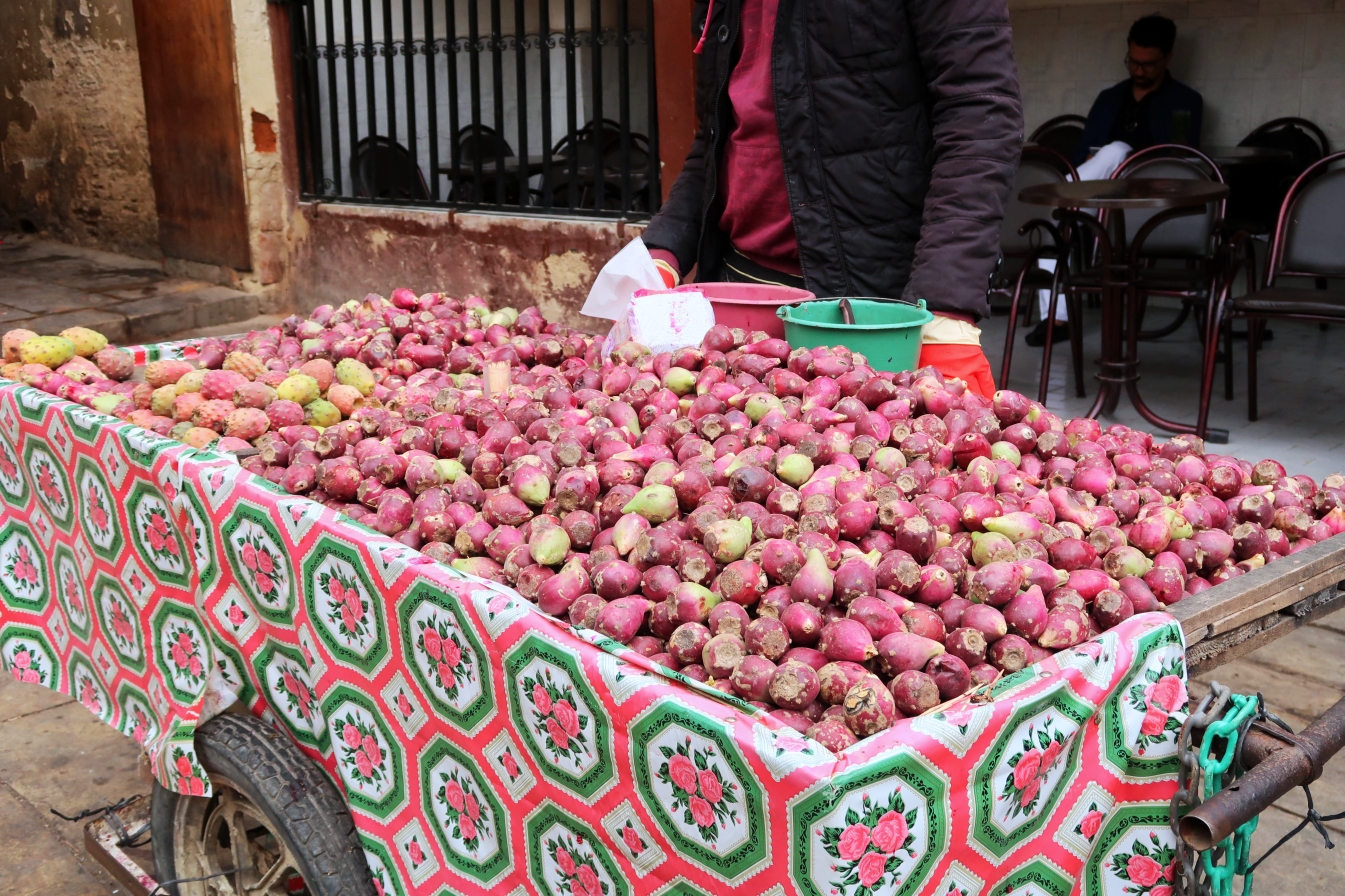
0, 233, 259, 346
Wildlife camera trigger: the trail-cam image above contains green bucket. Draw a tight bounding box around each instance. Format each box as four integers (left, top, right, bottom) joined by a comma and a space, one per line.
777, 298, 933, 372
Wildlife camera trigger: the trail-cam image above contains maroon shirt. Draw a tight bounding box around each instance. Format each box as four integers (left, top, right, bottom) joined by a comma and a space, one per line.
650, 0, 798, 277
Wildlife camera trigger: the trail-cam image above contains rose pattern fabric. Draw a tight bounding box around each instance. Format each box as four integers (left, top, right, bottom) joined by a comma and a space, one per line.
0, 375, 1191, 896
545, 834, 608, 896
1000, 718, 1070, 819
335, 714, 387, 787
1076, 803, 1105, 841
165, 624, 206, 682
1127, 657, 1187, 754
820, 791, 919, 896
522, 670, 592, 763
654, 736, 740, 844
435, 767, 489, 851
322, 570, 371, 642
1109, 832, 1178, 896
417, 617, 473, 700
7, 646, 44, 685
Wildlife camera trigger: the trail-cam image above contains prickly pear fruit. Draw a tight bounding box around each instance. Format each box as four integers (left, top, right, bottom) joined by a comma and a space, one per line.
2, 329, 38, 363
193, 399, 236, 432
175, 369, 207, 394
232, 381, 276, 409
222, 351, 266, 380
277, 373, 321, 406
265, 399, 304, 429
92, 347, 134, 381
145, 359, 193, 388
201, 369, 249, 401
334, 358, 376, 396
326, 383, 363, 417
150, 385, 178, 416
224, 407, 270, 441
58, 327, 107, 357
173, 392, 206, 422
19, 335, 76, 367
182, 427, 220, 449
304, 398, 341, 427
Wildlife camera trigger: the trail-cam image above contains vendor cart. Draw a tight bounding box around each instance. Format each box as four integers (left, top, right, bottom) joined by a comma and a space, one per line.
1, 336, 1341, 896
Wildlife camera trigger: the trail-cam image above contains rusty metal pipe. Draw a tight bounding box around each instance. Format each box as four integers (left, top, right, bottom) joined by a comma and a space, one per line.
1180, 696, 1345, 850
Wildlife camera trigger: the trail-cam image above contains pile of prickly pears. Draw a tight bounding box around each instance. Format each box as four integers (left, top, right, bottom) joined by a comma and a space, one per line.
4, 288, 1343, 748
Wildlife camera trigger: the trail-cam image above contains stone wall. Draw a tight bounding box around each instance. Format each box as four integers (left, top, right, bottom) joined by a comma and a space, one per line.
288, 203, 639, 333
0, 0, 160, 258
1010, 0, 1345, 148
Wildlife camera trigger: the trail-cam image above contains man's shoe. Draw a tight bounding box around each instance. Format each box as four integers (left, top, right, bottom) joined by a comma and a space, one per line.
1025, 320, 1070, 348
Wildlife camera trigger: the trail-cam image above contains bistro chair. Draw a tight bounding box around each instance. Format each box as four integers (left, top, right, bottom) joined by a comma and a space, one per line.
543, 119, 652, 211
1227, 117, 1331, 236
1028, 114, 1088, 162
1106, 144, 1227, 340
995, 145, 1086, 403
349, 136, 430, 201
1201, 151, 1345, 425
451, 125, 525, 204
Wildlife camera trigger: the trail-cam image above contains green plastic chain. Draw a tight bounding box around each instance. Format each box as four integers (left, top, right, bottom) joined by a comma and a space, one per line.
1197, 693, 1262, 896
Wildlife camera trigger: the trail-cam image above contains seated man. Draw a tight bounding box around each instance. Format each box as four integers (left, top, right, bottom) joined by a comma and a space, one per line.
1029, 15, 1203, 348
1074, 14, 1203, 168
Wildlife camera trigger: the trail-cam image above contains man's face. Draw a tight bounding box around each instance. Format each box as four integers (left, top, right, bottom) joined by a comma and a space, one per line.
1125, 42, 1170, 90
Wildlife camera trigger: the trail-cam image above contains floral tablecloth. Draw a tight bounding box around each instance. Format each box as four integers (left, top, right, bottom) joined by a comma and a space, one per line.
0, 371, 1191, 896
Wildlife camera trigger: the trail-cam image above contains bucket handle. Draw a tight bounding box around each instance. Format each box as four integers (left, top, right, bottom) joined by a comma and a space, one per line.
782, 295, 925, 325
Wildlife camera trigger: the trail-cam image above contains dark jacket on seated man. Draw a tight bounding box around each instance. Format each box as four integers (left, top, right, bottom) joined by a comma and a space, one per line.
1073, 74, 1204, 167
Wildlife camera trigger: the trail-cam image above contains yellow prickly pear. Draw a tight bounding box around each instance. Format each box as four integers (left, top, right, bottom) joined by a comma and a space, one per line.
59, 326, 108, 357
18, 335, 76, 368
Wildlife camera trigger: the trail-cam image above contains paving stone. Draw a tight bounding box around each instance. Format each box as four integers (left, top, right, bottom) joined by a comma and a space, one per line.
103, 278, 215, 302
0, 676, 72, 723
0, 784, 117, 896
0, 278, 114, 314
55, 269, 166, 293
0, 695, 145, 862
29, 309, 129, 345
0, 306, 35, 324
189, 285, 259, 330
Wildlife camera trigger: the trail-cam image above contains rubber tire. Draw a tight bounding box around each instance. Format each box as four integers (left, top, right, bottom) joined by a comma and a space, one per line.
151, 712, 374, 896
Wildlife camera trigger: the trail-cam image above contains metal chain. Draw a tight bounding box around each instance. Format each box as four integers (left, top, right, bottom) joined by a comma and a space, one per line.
1172, 682, 1232, 896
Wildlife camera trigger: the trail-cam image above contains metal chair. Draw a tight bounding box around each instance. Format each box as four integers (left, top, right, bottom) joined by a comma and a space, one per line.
1202, 152, 1345, 424
349, 136, 430, 201
1228, 117, 1331, 236
1028, 114, 1088, 163
543, 119, 652, 211
451, 125, 522, 204
995, 145, 1086, 403
1107, 145, 1227, 341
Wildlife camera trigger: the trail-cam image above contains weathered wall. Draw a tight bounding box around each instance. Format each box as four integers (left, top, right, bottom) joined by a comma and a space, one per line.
0, 0, 160, 258
289, 204, 640, 332
1010, 0, 1345, 149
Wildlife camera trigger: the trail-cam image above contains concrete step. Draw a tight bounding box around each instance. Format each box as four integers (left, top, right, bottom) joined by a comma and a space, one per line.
0, 234, 259, 345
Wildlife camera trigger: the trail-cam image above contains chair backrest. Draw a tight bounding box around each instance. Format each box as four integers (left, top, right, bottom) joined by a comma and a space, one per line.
1231, 118, 1330, 230
1268, 151, 1345, 283
1000, 146, 1077, 255
1111, 145, 1224, 258
1241, 117, 1330, 161
458, 124, 514, 161
350, 137, 429, 201
1028, 114, 1087, 161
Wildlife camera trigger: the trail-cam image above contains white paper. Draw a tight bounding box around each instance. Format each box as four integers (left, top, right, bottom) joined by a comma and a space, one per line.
580, 237, 667, 321
1074, 141, 1132, 181
601, 289, 717, 358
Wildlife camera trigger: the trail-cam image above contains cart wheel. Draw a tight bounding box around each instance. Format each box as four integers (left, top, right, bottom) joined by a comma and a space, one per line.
150, 713, 374, 896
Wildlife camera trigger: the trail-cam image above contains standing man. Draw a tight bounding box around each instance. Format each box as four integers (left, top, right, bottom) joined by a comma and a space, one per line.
1074, 14, 1203, 168
635, 0, 1023, 396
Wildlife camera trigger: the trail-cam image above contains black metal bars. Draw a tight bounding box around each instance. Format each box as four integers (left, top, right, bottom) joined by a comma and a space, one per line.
288, 0, 659, 218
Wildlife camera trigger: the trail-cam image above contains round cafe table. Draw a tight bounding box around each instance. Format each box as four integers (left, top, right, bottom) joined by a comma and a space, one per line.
1018, 178, 1232, 443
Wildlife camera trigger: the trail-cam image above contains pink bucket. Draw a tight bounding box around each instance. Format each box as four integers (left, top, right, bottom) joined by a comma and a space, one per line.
665, 282, 815, 340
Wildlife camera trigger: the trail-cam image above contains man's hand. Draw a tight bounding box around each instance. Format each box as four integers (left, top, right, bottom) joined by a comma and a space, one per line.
918, 313, 996, 397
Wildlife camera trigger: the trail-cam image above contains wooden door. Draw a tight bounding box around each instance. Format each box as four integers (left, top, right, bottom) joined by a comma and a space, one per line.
132, 0, 251, 270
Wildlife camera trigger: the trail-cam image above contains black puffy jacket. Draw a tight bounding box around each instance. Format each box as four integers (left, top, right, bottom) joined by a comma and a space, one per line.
641, 0, 1023, 320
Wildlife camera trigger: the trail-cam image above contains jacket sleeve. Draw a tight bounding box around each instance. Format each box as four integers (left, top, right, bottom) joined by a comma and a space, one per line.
901, 0, 1024, 320
641, 6, 715, 274
641, 127, 710, 275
